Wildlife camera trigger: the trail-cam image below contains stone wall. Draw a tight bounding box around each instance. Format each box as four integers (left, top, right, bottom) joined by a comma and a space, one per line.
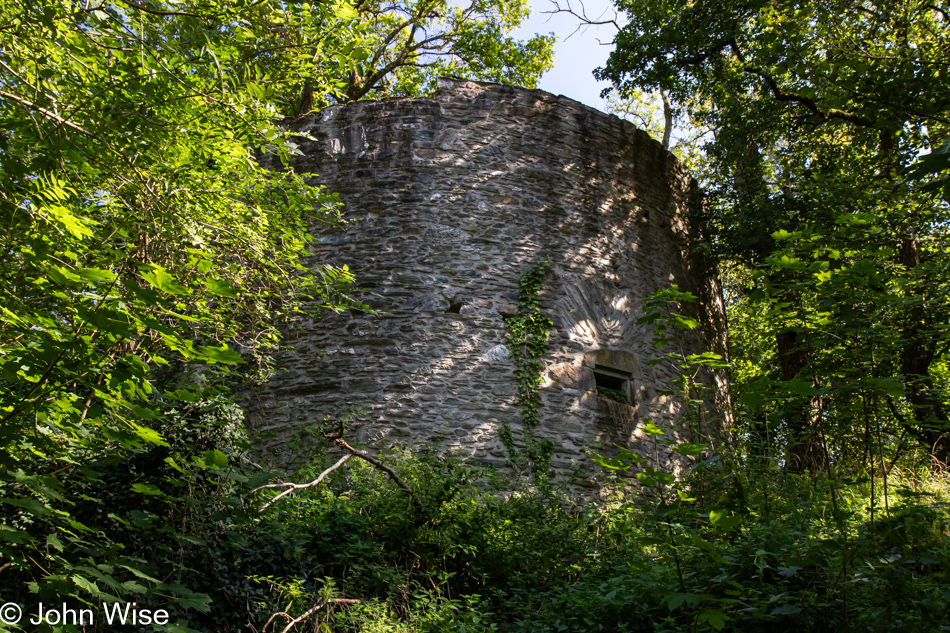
247, 79, 729, 482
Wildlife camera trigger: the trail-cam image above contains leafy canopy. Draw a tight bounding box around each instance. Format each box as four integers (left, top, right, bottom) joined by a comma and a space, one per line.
0, 0, 367, 609
599, 0, 950, 466
0, 0, 556, 613
0, 0, 363, 463
334, 0, 554, 103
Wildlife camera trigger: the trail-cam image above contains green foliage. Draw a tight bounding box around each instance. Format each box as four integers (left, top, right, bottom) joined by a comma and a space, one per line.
0, 0, 556, 617
0, 0, 368, 618
337, 0, 555, 103
597, 386, 629, 403
0, 0, 361, 455
501, 256, 555, 479
907, 138, 950, 204
2, 389, 256, 627
3, 1, 949, 631
3, 385, 948, 631
600, 0, 949, 136
601, 0, 950, 469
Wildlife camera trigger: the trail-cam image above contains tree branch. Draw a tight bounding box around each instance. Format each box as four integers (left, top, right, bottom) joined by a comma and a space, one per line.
0, 89, 94, 137
672, 37, 734, 65
273, 599, 360, 633
253, 454, 351, 512
884, 393, 931, 446
669, 36, 876, 128
545, 0, 621, 35
739, 65, 874, 127
260, 611, 292, 633
726, 39, 874, 127
111, 0, 206, 18
332, 438, 428, 516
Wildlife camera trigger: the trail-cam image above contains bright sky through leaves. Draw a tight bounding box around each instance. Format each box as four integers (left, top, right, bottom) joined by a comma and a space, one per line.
512, 0, 620, 111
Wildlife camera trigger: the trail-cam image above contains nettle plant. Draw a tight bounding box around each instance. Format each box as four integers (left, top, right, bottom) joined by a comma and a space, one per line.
592, 286, 741, 629
594, 286, 729, 506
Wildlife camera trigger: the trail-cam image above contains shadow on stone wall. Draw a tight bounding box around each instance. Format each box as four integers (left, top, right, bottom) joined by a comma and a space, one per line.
246, 79, 729, 487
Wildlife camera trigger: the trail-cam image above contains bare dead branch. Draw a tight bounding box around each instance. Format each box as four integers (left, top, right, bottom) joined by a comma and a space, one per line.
253, 454, 352, 512
260, 611, 293, 633
544, 0, 621, 40
332, 438, 428, 516
275, 599, 361, 633
241, 455, 267, 472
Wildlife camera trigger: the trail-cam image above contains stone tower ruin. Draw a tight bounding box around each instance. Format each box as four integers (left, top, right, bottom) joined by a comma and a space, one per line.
247, 79, 728, 481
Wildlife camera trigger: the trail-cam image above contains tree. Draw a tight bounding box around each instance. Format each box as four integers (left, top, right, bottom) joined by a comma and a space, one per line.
598, 0, 950, 469
0, 0, 556, 609
250, 0, 555, 115
336, 0, 554, 102
0, 0, 360, 608
0, 0, 366, 456
605, 88, 673, 148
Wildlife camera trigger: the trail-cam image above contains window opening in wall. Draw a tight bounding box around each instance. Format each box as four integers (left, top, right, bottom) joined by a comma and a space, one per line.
594, 365, 633, 404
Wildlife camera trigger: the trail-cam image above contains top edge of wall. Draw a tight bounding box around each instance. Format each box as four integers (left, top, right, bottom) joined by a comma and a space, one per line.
285, 78, 684, 168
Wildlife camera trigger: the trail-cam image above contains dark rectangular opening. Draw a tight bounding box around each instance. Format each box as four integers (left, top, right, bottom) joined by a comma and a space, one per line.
593, 365, 633, 404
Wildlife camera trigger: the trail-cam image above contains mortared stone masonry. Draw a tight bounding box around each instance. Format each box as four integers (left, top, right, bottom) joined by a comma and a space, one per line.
247, 79, 729, 483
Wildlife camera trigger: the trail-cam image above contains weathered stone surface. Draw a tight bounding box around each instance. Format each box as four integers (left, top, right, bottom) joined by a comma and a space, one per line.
483, 344, 511, 361
246, 79, 729, 484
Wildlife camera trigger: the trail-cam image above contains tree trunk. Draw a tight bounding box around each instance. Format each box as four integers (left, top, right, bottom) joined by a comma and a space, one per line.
660, 90, 672, 149
898, 238, 950, 462
297, 84, 313, 117
776, 329, 826, 473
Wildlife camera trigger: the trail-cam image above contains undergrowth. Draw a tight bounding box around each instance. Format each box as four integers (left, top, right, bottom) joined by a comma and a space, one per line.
2, 393, 948, 632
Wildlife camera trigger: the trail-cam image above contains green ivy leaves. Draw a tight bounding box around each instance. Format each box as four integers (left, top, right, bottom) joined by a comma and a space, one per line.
502, 256, 554, 478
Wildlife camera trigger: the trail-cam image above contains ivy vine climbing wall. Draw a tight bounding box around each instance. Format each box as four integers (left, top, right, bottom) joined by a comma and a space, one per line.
501, 256, 555, 478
